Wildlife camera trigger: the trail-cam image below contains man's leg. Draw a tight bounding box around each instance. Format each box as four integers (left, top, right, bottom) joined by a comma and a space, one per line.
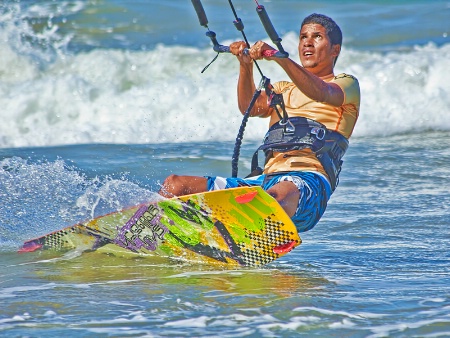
159, 175, 300, 219
159, 174, 208, 198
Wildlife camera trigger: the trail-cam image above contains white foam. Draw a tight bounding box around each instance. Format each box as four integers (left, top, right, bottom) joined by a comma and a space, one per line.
163, 315, 209, 328
348, 42, 450, 136
1, 9, 449, 148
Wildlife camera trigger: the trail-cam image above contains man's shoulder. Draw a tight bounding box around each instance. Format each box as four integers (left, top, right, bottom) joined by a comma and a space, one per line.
332, 73, 360, 93
333, 73, 360, 107
333, 73, 358, 82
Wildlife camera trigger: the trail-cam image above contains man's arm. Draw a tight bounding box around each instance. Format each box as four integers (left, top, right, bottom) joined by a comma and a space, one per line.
230, 41, 272, 117
248, 41, 345, 107
275, 57, 344, 107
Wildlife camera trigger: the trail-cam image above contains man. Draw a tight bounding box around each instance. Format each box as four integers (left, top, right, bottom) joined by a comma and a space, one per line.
159, 14, 360, 233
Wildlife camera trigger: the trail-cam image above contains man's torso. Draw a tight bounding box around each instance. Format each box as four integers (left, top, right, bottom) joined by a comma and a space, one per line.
263, 73, 360, 177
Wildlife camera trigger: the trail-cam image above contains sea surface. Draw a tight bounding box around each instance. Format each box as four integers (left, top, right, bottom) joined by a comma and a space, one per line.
1, 0, 450, 337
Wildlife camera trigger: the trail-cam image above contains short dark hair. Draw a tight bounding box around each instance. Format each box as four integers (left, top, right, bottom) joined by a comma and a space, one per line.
301, 13, 342, 46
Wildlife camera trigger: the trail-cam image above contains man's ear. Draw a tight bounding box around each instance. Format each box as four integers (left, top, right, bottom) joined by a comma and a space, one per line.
332, 44, 341, 58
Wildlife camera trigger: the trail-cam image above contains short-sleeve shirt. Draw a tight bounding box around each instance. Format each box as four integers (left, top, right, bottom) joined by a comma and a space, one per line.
262, 73, 360, 177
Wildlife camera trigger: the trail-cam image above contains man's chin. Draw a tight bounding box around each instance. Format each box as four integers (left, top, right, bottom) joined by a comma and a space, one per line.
301, 62, 318, 69
303, 63, 317, 69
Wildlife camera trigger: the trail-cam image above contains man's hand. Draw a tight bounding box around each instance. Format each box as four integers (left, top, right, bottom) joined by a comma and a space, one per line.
229, 41, 252, 64
230, 40, 277, 63
248, 40, 276, 60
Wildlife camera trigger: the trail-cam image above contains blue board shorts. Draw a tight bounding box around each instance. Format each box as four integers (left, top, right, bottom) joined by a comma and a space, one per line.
205, 171, 332, 233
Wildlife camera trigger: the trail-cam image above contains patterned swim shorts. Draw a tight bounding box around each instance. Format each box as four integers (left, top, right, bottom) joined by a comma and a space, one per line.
205, 171, 332, 232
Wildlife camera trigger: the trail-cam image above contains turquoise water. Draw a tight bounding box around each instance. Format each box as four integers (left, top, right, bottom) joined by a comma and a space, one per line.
1, 133, 450, 336
1, 0, 450, 336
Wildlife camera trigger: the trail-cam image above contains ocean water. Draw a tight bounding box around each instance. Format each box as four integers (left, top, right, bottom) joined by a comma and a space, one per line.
1, 0, 450, 336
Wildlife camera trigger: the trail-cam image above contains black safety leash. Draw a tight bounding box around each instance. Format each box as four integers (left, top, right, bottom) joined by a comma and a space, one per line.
190, 0, 289, 177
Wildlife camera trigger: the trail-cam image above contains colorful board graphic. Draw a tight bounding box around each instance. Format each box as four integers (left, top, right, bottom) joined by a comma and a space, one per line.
20, 187, 301, 267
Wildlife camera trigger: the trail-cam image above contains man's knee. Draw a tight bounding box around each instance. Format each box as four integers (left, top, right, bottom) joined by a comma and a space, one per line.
266, 181, 300, 217
159, 175, 208, 197
162, 174, 180, 187
160, 174, 184, 197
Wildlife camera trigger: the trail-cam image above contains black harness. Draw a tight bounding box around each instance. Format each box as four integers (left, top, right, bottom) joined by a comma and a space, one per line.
250, 117, 349, 191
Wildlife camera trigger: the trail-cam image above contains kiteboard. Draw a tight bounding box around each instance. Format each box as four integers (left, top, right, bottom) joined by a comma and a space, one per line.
19, 186, 301, 267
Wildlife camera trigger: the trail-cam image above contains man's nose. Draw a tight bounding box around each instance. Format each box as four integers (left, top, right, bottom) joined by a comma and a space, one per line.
302, 37, 314, 46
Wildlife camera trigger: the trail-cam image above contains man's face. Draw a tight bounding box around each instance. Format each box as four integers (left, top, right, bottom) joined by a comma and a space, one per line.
298, 23, 339, 76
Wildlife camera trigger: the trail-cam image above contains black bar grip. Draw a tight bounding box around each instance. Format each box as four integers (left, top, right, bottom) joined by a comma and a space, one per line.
191, 0, 208, 27
204, 42, 287, 58
256, 5, 289, 57
256, 5, 280, 43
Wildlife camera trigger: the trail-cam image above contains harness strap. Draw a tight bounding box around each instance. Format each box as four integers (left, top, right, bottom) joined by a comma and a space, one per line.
250, 117, 349, 191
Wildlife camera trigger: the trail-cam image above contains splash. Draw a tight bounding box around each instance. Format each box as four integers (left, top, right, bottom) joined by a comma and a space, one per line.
0, 157, 158, 249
